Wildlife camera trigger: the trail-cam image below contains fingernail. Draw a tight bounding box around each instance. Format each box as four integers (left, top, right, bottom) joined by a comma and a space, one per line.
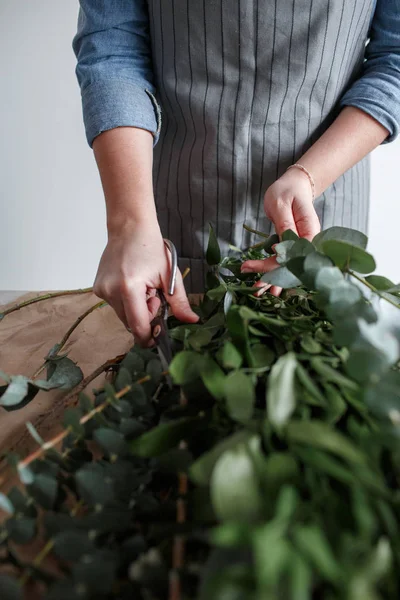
241, 267, 252, 273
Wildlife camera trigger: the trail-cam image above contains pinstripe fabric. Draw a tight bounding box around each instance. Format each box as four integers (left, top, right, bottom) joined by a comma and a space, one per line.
147, 0, 375, 292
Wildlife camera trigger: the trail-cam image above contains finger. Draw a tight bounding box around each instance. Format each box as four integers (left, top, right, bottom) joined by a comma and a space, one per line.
105, 295, 131, 331
268, 198, 299, 238
293, 202, 321, 241
241, 255, 278, 274
165, 270, 199, 323
253, 280, 272, 298
270, 285, 283, 297
121, 282, 153, 347
147, 294, 161, 321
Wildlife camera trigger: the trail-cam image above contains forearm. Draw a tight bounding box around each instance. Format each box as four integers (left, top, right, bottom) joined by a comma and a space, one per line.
296, 106, 390, 198
93, 127, 159, 236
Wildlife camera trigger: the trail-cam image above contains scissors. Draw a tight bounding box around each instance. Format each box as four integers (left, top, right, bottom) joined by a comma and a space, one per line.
150, 239, 178, 383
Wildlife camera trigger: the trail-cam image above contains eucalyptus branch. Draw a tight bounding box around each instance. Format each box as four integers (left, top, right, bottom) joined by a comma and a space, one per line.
18, 375, 151, 472
30, 300, 108, 380
349, 271, 400, 309
0, 287, 93, 320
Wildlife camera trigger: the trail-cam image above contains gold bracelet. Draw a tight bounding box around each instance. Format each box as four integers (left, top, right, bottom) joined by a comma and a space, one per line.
286, 163, 315, 202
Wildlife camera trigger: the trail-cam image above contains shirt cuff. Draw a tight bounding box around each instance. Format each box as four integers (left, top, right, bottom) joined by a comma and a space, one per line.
81, 78, 162, 148
338, 85, 399, 145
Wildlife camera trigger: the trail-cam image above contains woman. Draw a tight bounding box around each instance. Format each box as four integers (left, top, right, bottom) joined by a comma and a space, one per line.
72, 0, 400, 347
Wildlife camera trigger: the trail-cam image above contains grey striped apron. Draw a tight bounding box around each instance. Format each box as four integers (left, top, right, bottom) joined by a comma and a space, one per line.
147, 0, 375, 293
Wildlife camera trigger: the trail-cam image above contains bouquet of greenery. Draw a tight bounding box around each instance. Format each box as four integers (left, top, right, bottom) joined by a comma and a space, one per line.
0, 225, 399, 600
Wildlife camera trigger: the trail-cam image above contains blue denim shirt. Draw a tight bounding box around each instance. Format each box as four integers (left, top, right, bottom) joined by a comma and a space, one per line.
72, 0, 400, 149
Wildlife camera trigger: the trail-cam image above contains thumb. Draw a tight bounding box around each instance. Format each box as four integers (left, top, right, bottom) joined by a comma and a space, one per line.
293, 200, 321, 241
165, 270, 200, 323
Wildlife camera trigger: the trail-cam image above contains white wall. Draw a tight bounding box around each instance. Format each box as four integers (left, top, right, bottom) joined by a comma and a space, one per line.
0, 1, 399, 291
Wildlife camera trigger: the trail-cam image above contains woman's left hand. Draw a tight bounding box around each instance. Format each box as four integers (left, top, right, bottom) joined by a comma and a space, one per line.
240, 167, 321, 296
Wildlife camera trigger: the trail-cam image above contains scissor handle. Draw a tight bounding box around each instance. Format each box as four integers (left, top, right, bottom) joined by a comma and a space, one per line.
163, 239, 178, 296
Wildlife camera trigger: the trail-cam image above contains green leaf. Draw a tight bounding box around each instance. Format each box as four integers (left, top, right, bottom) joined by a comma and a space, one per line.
0, 375, 29, 408
295, 363, 326, 405
200, 355, 226, 400
252, 520, 291, 590
287, 420, 365, 464
263, 233, 280, 253
17, 464, 35, 485
114, 366, 132, 391
314, 266, 344, 297
223, 290, 234, 315
300, 334, 322, 355
75, 464, 115, 506
6, 517, 36, 544
210, 441, 264, 522
261, 266, 302, 288
321, 240, 376, 274
302, 251, 333, 288
288, 238, 315, 259
290, 552, 312, 600
310, 358, 359, 391
210, 523, 252, 548
274, 240, 296, 264
206, 223, 221, 265
0, 492, 14, 515
190, 430, 254, 486
281, 229, 299, 241
169, 351, 205, 385
250, 344, 275, 369
0, 575, 23, 600
365, 275, 395, 291
93, 428, 129, 457
267, 352, 298, 428
293, 525, 340, 581
313, 226, 368, 250
224, 371, 255, 422
129, 417, 202, 457
53, 531, 94, 562
364, 370, 400, 419
187, 328, 214, 350
62, 408, 84, 437
46, 356, 83, 390
221, 341, 243, 370
71, 549, 117, 595
28, 474, 58, 509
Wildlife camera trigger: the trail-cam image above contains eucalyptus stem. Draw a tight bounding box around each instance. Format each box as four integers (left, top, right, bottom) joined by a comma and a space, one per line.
30, 300, 108, 380
349, 271, 400, 309
17, 374, 152, 471
0, 288, 93, 320
242, 224, 270, 239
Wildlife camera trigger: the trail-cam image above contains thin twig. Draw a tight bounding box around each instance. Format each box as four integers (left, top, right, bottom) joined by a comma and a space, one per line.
182, 267, 190, 281
0, 288, 94, 319
30, 300, 108, 380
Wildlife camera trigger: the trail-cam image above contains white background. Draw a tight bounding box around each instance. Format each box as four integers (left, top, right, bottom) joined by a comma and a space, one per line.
1, 1, 399, 292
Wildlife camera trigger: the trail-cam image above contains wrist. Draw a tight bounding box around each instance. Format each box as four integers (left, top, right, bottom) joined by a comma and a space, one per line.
284, 163, 315, 201
107, 210, 160, 239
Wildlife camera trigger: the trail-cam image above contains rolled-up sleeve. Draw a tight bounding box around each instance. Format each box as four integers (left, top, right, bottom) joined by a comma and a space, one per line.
338, 0, 400, 144
72, 0, 161, 148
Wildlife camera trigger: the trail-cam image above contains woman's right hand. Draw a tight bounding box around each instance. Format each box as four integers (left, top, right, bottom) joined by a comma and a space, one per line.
92, 222, 199, 347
